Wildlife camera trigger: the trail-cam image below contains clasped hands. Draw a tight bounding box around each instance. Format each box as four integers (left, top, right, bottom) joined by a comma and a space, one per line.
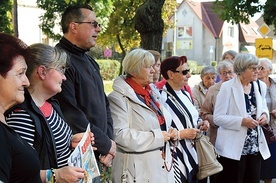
242, 113, 268, 129
162, 120, 210, 141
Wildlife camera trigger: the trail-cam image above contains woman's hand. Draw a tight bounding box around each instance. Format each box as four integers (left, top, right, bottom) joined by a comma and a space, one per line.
55, 166, 85, 183
162, 131, 171, 142
197, 120, 209, 132
271, 109, 276, 118
179, 128, 200, 140
71, 132, 96, 150
258, 113, 268, 126
242, 117, 259, 129
168, 128, 178, 141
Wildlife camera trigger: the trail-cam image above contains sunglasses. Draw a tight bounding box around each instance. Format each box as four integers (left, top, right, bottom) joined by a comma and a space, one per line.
173, 69, 190, 75
74, 21, 101, 28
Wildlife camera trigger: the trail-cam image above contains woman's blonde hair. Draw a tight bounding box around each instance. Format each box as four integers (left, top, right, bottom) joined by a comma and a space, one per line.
122, 48, 155, 77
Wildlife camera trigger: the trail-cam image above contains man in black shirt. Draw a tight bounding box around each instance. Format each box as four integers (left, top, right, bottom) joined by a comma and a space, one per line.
55, 4, 116, 182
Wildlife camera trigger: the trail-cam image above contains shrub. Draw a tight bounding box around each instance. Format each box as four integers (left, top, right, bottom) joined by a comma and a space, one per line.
211, 61, 217, 67
96, 59, 121, 80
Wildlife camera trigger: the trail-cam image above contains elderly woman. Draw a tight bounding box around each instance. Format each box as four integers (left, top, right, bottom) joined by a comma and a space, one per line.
200, 60, 235, 145
0, 33, 41, 182
108, 48, 176, 183
159, 56, 209, 183
192, 66, 217, 112
148, 50, 161, 83
258, 58, 276, 183
216, 50, 238, 82
214, 53, 270, 183
5, 43, 91, 183
222, 50, 238, 62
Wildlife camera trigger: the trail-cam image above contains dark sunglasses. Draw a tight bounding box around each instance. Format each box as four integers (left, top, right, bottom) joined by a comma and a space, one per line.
173, 69, 190, 75
74, 21, 101, 28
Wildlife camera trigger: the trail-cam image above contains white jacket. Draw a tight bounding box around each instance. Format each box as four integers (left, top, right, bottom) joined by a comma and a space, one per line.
214, 77, 270, 160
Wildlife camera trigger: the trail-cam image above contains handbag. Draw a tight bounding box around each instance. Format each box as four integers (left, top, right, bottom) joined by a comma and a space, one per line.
162, 89, 223, 180
262, 124, 276, 144
194, 133, 223, 180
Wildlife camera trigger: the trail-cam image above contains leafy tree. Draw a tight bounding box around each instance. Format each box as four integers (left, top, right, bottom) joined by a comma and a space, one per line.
0, 0, 13, 34
97, 0, 176, 54
213, 0, 276, 31
36, 0, 115, 40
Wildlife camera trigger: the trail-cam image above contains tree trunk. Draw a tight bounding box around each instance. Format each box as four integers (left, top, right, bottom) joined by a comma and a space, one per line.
13, 0, 18, 37
134, 0, 165, 53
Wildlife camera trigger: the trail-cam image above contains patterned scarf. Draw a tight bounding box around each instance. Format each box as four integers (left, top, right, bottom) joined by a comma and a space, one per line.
125, 77, 165, 126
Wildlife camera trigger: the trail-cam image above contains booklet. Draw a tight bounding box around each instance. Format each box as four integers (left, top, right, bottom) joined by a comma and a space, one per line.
68, 124, 100, 183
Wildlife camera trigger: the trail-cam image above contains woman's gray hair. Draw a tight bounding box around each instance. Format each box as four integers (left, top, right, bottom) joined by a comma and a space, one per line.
27, 43, 67, 77
233, 53, 260, 75
259, 57, 273, 70
222, 50, 238, 60
217, 60, 233, 73
200, 66, 217, 78
122, 48, 155, 77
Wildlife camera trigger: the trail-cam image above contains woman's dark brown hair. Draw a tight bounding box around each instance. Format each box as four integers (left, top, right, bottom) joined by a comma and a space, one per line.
161, 56, 187, 79
0, 33, 30, 77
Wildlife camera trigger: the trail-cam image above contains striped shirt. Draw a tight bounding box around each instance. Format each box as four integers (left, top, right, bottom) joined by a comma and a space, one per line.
6, 107, 72, 168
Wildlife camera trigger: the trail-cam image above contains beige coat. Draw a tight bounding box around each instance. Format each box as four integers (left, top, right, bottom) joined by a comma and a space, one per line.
108, 76, 174, 183
192, 81, 208, 112
200, 82, 222, 145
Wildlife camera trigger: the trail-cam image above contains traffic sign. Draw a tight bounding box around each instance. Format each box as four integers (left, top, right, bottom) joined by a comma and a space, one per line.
104, 49, 112, 58
255, 38, 273, 59
257, 23, 271, 37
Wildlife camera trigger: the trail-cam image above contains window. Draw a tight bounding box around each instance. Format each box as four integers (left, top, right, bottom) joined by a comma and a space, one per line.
228, 26, 234, 38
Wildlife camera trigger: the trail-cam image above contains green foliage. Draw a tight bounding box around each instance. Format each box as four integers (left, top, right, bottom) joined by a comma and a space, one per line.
98, 0, 177, 55
97, 0, 143, 55
0, 0, 13, 34
36, 0, 115, 40
188, 60, 205, 74
95, 59, 120, 80
211, 61, 217, 67
212, 0, 276, 32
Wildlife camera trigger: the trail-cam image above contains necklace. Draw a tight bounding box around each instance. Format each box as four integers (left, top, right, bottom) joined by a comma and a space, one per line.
162, 140, 178, 172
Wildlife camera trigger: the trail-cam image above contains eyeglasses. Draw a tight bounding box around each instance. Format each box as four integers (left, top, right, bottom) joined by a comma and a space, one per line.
248, 65, 261, 72
173, 69, 190, 75
47, 66, 68, 75
259, 66, 266, 70
74, 21, 101, 28
221, 71, 233, 76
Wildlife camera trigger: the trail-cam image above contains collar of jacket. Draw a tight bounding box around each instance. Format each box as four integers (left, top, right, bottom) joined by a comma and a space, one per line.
58, 37, 89, 55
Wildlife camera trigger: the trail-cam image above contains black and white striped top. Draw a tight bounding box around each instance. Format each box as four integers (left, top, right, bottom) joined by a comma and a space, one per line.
6, 107, 72, 168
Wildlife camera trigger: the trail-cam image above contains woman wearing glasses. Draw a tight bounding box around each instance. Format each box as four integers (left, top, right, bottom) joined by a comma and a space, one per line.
108, 49, 177, 183
258, 58, 276, 183
159, 56, 209, 183
214, 53, 270, 183
5, 43, 94, 182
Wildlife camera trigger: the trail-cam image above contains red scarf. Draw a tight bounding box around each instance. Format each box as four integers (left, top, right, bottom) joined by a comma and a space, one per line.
125, 77, 165, 125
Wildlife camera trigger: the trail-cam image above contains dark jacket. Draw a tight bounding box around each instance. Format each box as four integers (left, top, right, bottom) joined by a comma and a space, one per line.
55, 37, 113, 158
5, 89, 63, 169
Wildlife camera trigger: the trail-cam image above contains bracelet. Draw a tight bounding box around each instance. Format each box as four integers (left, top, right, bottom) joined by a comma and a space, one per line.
51, 168, 56, 183
46, 169, 52, 183
177, 131, 181, 140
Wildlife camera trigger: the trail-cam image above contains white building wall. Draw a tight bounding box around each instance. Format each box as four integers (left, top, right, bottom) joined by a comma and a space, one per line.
17, 0, 57, 46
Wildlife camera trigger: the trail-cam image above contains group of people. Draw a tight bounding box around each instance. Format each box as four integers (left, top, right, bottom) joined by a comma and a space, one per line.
1, 3, 276, 183
0, 4, 114, 183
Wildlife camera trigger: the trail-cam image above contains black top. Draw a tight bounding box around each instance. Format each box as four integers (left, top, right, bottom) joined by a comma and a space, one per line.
0, 122, 41, 183
55, 37, 113, 157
